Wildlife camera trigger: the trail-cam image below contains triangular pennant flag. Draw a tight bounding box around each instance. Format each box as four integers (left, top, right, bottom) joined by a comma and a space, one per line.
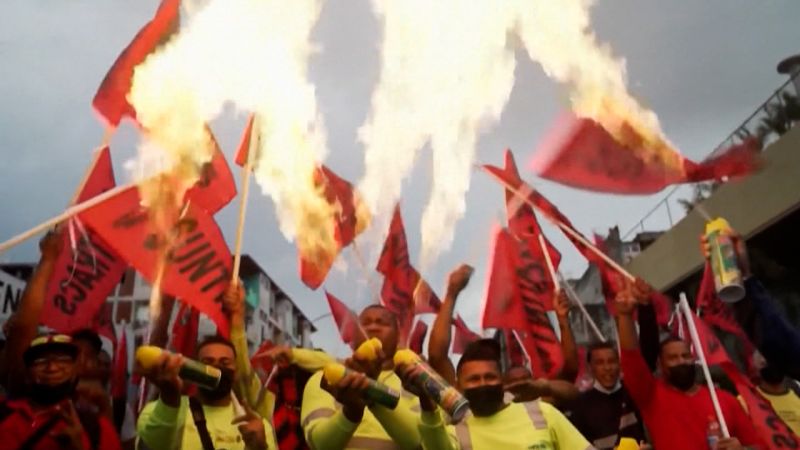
171, 301, 200, 357
408, 320, 428, 355
502, 149, 561, 268
299, 166, 368, 290
452, 316, 481, 355
377, 205, 441, 324
529, 113, 760, 194
234, 114, 257, 167
92, 0, 180, 128
481, 227, 563, 378
184, 129, 237, 215
325, 291, 362, 348
111, 325, 129, 399
42, 147, 127, 334
79, 186, 232, 336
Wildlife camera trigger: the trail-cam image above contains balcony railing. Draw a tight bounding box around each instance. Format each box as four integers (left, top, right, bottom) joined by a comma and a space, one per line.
623, 73, 800, 240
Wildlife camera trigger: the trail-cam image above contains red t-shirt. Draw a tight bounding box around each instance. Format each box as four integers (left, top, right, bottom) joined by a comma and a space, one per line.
0, 398, 122, 450
621, 349, 764, 449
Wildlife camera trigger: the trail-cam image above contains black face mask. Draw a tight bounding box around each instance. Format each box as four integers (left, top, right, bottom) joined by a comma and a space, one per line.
464, 384, 505, 417
29, 379, 77, 406
199, 368, 235, 402
760, 366, 785, 385
666, 364, 697, 391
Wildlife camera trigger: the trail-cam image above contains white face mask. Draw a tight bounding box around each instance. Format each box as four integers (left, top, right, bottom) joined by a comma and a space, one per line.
593, 379, 622, 394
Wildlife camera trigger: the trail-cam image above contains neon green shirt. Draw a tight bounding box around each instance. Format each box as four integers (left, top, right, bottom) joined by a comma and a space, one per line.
137, 397, 277, 450
419, 400, 594, 450
301, 369, 422, 450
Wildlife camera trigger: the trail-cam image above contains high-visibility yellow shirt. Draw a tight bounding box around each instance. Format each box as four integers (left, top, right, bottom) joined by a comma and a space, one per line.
301, 369, 422, 450
419, 400, 594, 450
137, 397, 278, 450
758, 387, 800, 436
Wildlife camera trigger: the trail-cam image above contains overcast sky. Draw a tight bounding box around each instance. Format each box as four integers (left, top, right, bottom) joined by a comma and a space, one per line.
2, 0, 799, 356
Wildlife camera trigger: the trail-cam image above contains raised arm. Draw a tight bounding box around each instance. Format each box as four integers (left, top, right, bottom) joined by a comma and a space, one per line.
616, 281, 657, 408
222, 281, 269, 416
428, 264, 473, 387
1, 231, 62, 394
633, 278, 661, 372
553, 290, 578, 382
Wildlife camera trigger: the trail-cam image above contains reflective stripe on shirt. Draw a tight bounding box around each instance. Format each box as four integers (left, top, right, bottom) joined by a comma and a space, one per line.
454, 402, 547, 450
302, 407, 335, 428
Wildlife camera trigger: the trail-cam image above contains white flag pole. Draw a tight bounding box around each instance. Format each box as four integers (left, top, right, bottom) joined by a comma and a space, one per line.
678, 292, 730, 438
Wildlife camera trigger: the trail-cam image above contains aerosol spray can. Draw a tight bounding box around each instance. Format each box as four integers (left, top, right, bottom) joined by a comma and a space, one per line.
136, 345, 221, 390
394, 349, 470, 423
322, 363, 400, 409
704, 218, 745, 303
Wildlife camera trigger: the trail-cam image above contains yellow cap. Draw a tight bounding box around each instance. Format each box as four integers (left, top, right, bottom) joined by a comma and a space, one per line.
705, 217, 731, 235
393, 349, 420, 366
354, 337, 382, 361
323, 363, 347, 385
616, 437, 639, 450
135, 345, 165, 370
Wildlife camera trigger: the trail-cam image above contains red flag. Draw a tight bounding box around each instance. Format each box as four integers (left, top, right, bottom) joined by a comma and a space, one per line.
501, 149, 561, 268
171, 301, 200, 357
111, 326, 128, 399
234, 115, 257, 167
79, 186, 232, 337
250, 340, 275, 383
503, 329, 527, 367
42, 148, 127, 334
481, 227, 563, 378
325, 291, 362, 348
722, 362, 799, 449
92, 301, 117, 345
529, 113, 760, 194
92, 0, 180, 128
183, 131, 236, 215
377, 206, 441, 315
408, 320, 428, 354
299, 166, 368, 290
697, 263, 757, 374
452, 316, 481, 355
688, 309, 731, 367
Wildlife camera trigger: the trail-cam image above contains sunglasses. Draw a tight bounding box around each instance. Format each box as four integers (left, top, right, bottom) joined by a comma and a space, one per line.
30, 354, 75, 369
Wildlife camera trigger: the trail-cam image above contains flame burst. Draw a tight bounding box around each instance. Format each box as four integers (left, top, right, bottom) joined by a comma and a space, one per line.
361, 0, 674, 268
129, 0, 340, 267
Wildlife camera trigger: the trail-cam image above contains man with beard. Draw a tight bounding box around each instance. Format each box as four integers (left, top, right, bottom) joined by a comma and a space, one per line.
136, 333, 277, 450
616, 282, 761, 450
563, 342, 647, 450
404, 338, 593, 450
301, 304, 423, 450
0, 333, 122, 450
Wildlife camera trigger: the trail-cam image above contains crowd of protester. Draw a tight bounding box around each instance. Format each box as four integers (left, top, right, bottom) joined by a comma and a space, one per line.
0, 231, 799, 450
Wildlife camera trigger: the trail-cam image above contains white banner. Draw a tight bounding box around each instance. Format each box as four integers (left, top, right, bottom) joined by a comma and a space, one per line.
0, 269, 27, 322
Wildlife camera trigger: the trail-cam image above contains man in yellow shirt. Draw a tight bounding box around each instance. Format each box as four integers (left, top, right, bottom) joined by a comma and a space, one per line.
404, 338, 595, 450
753, 364, 800, 436
301, 304, 423, 450
137, 283, 277, 450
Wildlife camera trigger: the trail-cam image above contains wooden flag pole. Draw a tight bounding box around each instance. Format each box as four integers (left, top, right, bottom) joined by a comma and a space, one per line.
560, 273, 607, 343
480, 166, 635, 281
0, 183, 134, 255
678, 293, 730, 438
231, 115, 260, 283
538, 234, 560, 294
538, 229, 607, 343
